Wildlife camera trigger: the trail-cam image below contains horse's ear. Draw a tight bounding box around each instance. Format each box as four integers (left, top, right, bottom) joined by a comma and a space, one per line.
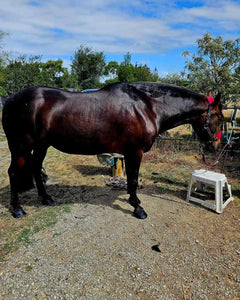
208, 91, 213, 98
213, 92, 221, 106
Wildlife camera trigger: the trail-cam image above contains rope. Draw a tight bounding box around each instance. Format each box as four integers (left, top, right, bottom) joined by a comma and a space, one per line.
202, 109, 238, 169
202, 141, 235, 168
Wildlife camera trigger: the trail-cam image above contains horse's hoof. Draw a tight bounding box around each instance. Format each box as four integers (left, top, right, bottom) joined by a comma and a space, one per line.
42, 196, 54, 206
133, 206, 148, 219
12, 208, 26, 218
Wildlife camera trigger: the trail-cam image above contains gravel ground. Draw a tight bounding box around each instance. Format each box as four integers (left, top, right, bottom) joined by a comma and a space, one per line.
0, 144, 239, 299
0, 182, 239, 299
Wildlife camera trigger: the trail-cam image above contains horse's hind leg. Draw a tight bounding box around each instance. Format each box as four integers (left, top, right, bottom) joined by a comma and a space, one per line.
8, 160, 26, 218
125, 151, 147, 219
32, 145, 53, 205
8, 149, 34, 218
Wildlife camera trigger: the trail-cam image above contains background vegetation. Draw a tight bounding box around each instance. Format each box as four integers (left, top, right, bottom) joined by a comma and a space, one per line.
0, 30, 239, 104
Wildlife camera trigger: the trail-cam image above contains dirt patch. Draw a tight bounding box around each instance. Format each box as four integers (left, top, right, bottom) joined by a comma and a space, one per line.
0, 145, 239, 299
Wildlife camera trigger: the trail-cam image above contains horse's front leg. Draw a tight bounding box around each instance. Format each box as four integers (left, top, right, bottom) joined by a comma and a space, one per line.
125, 151, 147, 219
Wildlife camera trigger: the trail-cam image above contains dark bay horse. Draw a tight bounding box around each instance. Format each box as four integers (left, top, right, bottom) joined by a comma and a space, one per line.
2, 82, 223, 218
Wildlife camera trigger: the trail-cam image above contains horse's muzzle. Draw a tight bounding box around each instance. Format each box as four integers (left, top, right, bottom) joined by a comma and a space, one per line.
203, 139, 221, 153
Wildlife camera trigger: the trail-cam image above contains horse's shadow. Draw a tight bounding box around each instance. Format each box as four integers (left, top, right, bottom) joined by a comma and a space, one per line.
0, 164, 197, 217
0, 186, 186, 219
0, 183, 134, 217
0, 162, 132, 217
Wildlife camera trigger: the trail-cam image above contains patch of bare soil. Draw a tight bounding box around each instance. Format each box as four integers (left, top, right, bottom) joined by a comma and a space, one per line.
0, 147, 239, 299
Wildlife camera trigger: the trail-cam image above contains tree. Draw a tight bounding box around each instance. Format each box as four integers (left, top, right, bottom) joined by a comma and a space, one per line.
117, 53, 135, 82
0, 30, 8, 95
1, 56, 76, 96
71, 45, 106, 90
159, 72, 190, 87
61, 68, 78, 90
38, 59, 65, 87
104, 61, 119, 78
133, 64, 159, 82
116, 52, 159, 82
1, 55, 41, 96
103, 61, 119, 85
38, 59, 77, 90
182, 32, 240, 104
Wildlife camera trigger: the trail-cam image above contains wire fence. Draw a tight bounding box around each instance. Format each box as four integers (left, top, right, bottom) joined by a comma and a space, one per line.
153, 129, 240, 154
153, 107, 240, 153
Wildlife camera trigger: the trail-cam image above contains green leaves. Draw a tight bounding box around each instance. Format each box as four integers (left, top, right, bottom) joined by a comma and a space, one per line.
116, 52, 159, 83
71, 45, 106, 90
183, 32, 240, 104
0, 56, 74, 96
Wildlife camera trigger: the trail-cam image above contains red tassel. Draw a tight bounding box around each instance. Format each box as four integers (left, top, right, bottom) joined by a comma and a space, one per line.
207, 96, 214, 105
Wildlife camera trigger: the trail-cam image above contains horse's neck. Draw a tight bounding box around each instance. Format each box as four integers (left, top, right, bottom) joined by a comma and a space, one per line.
157, 96, 207, 133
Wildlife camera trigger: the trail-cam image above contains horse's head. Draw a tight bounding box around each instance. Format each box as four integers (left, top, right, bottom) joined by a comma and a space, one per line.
192, 92, 224, 151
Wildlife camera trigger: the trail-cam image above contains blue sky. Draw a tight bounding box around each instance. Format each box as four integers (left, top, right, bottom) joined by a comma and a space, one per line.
1, 0, 240, 76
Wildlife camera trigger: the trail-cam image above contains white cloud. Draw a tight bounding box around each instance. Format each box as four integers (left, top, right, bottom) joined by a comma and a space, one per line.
0, 0, 240, 62
166, 1, 240, 28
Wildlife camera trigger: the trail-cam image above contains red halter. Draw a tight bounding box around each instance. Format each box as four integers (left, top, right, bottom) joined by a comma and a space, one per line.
215, 130, 222, 141
207, 96, 214, 105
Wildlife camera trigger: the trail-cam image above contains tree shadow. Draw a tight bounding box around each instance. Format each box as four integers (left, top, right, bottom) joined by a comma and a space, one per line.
74, 165, 111, 176
151, 173, 189, 188
142, 183, 190, 208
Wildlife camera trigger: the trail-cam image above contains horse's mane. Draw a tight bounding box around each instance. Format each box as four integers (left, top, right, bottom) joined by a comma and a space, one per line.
129, 82, 202, 100
101, 82, 203, 101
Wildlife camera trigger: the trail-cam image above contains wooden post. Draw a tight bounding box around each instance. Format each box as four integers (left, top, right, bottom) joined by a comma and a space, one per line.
112, 156, 125, 177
